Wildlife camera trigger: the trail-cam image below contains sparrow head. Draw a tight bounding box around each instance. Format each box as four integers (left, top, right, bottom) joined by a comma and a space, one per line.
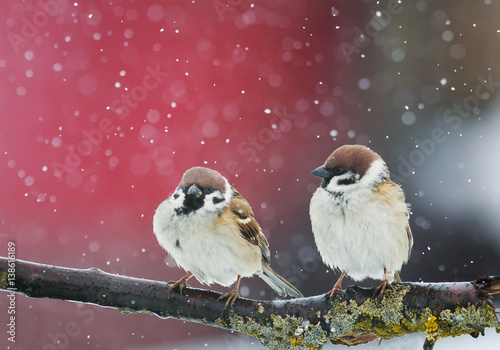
311, 145, 388, 191
173, 167, 231, 215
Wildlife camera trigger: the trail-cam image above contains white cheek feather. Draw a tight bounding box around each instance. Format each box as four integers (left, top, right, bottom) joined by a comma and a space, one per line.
169, 188, 185, 205
203, 192, 227, 212
360, 158, 388, 187
201, 177, 233, 213
153, 183, 262, 287
310, 159, 410, 282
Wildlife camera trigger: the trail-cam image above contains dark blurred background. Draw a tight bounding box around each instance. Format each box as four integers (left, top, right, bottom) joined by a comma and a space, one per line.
1, 0, 499, 349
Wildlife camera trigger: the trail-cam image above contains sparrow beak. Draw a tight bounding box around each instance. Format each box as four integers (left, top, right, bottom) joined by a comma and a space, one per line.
310, 166, 331, 179
187, 184, 203, 198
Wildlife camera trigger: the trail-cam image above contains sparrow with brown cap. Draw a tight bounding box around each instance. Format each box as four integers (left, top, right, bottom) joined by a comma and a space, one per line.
153, 166, 303, 307
309, 145, 413, 297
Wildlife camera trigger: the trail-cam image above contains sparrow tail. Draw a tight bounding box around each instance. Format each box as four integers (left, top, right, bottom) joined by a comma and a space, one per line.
393, 271, 402, 283
260, 262, 303, 298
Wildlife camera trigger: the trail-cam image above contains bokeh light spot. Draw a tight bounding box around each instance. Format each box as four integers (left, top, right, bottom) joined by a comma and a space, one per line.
268, 73, 282, 88
24, 176, 35, 186
139, 124, 159, 144
319, 101, 334, 117
201, 121, 219, 138
24, 51, 34, 60
358, 78, 371, 90
196, 37, 215, 60
53, 63, 63, 72
89, 241, 100, 252
51, 137, 62, 148
391, 48, 406, 62
222, 102, 238, 121
129, 154, 151, 176
147, 109, 161, 123
442, 30, 454, 42
78, 75, 98, 95
16, 86, 26, 96
147, 4, 165, 21
269, 155, 284, 170
124, 29, 134, 39
109, 156, 119, 168
401, 111, 416, 126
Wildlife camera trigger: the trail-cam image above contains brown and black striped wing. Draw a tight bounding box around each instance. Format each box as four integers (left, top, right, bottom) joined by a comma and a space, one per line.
229, 188, 271, 263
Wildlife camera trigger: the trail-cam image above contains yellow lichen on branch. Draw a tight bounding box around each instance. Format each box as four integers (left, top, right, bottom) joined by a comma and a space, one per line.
216, 283, 499, 349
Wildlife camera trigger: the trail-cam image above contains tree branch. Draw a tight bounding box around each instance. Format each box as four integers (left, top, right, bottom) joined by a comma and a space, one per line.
0, 257, 498, 350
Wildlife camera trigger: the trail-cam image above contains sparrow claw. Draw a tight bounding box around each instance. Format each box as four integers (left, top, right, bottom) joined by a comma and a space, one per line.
219, 275, 241, 310
167, 280, 187, 296
167, 273, 193, 298
325, 271, 346, 300
373, 268, 393, 297
325, 286, 344, 299
374, 280, 391, 297
218, 290, 240, 309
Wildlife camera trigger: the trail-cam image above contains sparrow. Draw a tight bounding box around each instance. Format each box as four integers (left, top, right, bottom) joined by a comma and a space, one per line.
153, 166, 303, 308
309, 145, 413, 297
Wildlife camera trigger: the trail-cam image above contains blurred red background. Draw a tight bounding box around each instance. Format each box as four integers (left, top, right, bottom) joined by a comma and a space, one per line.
1, 0, 499, 349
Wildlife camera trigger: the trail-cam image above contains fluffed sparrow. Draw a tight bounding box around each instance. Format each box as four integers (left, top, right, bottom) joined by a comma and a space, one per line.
153, 166, 303, 307
309, 145, 413, 297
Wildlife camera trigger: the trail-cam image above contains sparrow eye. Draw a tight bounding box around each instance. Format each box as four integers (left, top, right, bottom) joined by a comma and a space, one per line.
331, 166, 345, 176
203, 186, 214, 194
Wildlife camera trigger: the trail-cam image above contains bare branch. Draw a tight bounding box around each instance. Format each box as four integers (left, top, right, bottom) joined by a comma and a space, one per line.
0, 258, 498, 349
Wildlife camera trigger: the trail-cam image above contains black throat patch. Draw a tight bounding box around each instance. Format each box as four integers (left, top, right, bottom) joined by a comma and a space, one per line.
175, 190, 205, 216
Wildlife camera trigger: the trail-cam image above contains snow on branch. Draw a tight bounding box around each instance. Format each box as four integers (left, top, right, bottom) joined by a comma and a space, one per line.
0, 257, 498, 349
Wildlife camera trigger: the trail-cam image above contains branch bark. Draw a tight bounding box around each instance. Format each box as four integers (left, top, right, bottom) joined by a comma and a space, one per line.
0, 257, 498, 350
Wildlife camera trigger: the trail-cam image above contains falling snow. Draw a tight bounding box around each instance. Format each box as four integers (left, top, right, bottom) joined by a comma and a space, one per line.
1, 0, 499, 349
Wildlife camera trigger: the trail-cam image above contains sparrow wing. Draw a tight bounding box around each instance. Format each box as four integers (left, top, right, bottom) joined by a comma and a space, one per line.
380, 181, 414, 261
406, 223, 413, 260
402, 191, 413, 261
230, 188, 271, 263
